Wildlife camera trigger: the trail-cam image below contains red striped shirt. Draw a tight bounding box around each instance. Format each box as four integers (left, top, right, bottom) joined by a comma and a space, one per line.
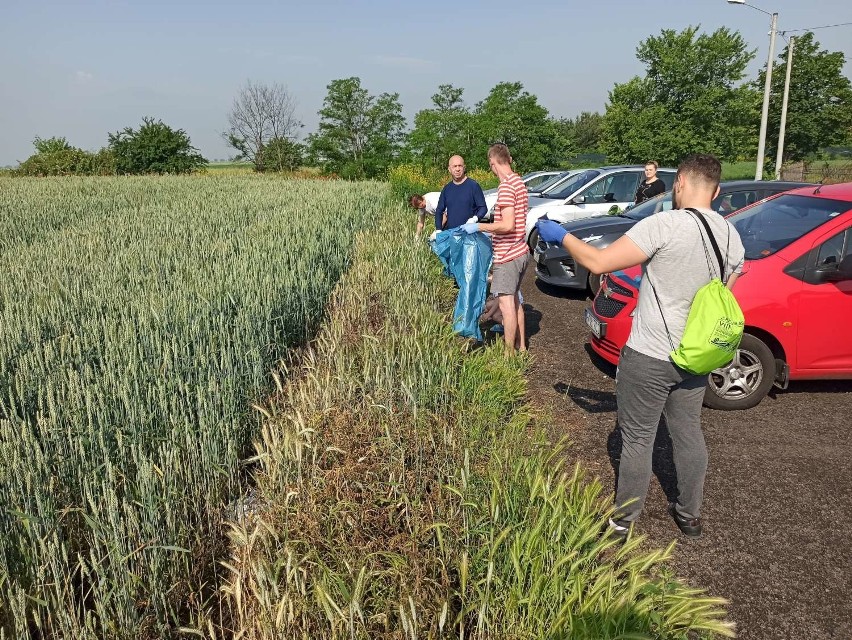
492, 172, 528, 264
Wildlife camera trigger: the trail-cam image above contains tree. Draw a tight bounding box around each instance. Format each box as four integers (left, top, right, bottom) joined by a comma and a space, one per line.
33, 136, 73, 154
601, 27, 760, 165
224, 81, 302, 171
259, 137, 304, 172
468, 82, 563, 171
407, 84, 473, 167
109, 117, 206, 174
568, 111, 604, 154
307, 77, 406, 179
760, 32, 852, 162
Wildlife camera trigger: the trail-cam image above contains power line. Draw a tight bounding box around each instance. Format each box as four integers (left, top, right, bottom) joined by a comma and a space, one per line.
780, 21, 852, 34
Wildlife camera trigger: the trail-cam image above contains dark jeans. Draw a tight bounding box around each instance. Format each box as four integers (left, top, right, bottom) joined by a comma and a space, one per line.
615, 345, 708, 522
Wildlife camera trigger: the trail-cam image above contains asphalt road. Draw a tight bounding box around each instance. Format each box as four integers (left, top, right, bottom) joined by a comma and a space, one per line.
519, 268, 852, 640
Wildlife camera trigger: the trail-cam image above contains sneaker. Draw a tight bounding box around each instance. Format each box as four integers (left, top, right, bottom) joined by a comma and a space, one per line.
491, 324, 504, 334
668, 503, 702, 537
605, 517, 631, 542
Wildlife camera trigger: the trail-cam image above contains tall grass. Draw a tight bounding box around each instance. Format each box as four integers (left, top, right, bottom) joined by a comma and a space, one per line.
0, 176, 380, 638
214, 206, 735, 638
389, 164, 499, 202
721, 162, 756, 181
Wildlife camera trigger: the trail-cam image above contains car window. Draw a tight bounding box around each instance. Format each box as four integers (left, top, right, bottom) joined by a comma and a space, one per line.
625, 191, 673, 220
524, 174, 547, 189
542, 169, 600, 199
580, 172, 641, 204
816, 228, 851, 267
534, 172, 570, 193
712, 190, 760, 214
731, 194, 852, 260
658, 172, 676, 191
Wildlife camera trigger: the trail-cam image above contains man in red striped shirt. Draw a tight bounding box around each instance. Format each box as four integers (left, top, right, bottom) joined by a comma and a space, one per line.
461, 143, 528, 352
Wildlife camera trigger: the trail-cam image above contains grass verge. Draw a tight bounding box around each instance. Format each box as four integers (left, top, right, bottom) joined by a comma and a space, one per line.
204, 195, 735, 639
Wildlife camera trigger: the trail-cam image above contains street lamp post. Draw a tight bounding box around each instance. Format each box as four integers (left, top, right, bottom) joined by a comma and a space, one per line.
728, 0, 778, 180
775, 35, 795, 180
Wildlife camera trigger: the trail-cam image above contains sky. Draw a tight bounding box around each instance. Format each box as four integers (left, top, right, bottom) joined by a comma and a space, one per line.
2, 0, 851, 166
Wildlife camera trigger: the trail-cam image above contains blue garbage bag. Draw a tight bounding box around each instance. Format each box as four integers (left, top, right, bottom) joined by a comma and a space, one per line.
431, 229, 493, 341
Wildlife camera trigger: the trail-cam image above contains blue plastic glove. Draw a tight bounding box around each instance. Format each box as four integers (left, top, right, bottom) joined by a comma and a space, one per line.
536, 219, 568, 245
460, 222, 479, 234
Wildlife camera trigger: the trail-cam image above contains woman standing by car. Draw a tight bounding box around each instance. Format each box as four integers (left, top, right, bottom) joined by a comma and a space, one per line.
634, 161, 666, 204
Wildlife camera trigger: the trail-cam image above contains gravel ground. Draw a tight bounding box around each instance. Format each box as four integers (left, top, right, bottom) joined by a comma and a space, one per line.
518, 268, 852, 640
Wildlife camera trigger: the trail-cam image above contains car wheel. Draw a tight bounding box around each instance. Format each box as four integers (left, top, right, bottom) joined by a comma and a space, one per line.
588, 272, 602, 295
702, 334, 776, 411
527, 228, 540, 253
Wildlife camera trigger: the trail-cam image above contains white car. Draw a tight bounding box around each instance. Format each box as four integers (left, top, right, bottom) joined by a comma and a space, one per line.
482, 170, 566, 198
483, 170, 579, 220
523, 166, 676, 246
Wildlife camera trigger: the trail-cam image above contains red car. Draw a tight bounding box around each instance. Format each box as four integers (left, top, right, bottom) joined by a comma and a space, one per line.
586, 183, 852, 410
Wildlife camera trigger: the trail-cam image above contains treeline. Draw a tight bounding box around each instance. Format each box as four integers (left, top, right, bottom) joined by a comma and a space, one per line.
12, 27, 852, 179
236, 28, 852, 179
15, 118, 206, 177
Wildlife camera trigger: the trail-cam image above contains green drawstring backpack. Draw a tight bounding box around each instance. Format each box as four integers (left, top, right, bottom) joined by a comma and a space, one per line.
648, 208, 744, 376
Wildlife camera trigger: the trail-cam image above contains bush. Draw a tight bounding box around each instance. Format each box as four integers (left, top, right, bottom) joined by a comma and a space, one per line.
257, 137, 303, 172
109, 117, 206, 174
16, 137, 116, 176
389, 163, 498, 202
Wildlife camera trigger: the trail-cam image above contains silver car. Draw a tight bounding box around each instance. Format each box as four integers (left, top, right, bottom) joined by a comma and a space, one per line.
524, 165, 677, 246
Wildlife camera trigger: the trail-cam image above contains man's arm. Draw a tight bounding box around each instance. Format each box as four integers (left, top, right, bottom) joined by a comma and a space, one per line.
477, 206, 515, 235
415, 210, 426, 237
726, 273, 739, 290
435, 189, 446, 231
472, 183, 488, 220
561, 233, 649, 275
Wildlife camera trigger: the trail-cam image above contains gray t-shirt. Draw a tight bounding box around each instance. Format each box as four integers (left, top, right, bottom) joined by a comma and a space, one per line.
624, 208, 745, 362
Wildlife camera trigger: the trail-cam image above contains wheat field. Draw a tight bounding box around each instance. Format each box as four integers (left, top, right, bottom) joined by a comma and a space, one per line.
0, 175, 380, 638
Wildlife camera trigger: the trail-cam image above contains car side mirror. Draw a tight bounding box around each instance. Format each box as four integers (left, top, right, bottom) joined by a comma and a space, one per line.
571, 195, 586, 205
812, 256, 852, 283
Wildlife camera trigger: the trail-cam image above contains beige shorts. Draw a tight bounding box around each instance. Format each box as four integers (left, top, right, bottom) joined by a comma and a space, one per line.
491, 253, 529, 296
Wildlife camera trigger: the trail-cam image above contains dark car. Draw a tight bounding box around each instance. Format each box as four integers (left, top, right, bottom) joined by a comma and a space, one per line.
533, 180, 814, 293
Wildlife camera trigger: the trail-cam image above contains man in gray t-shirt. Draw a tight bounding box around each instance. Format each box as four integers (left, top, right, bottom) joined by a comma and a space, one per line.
536, 154, 744, 540
626, 208, 745, 361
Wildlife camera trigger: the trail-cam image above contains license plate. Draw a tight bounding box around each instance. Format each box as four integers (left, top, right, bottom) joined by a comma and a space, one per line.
585, 308, 606, 339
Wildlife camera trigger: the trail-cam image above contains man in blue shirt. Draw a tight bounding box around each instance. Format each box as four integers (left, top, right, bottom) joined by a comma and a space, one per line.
434, 155, 488, 231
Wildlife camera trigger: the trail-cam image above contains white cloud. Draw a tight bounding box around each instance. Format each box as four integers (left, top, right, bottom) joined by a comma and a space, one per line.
74, 70, 94, 83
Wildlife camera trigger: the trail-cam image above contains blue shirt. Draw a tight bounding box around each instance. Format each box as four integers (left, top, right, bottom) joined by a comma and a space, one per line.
435, 178, 488, 230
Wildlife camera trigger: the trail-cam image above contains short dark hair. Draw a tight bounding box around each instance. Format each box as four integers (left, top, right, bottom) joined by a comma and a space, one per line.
487, 143, 512, 164
677, 154, 721, 190
408, 194, 424, 208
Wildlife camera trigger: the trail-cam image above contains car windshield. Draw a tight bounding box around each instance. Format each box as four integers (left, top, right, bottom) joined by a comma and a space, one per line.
624, 191, 673, 220
730, 193, 852, 259
532, 171, 571, 193
541, 169, 601, 199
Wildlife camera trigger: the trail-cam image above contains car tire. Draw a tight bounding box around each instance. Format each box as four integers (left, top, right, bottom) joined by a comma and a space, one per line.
527, 228, 540, 253
702, 333, 776, 411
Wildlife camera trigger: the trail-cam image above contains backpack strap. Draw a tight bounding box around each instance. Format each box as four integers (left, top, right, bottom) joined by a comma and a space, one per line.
686, 207, 727, 281
644, 269, 676, 351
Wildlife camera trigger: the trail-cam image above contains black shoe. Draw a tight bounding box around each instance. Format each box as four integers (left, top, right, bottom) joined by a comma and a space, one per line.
668, 503, 702, 537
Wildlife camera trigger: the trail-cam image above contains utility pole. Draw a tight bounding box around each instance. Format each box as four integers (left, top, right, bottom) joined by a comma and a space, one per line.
775, 35, 795, 180
755, 12, 778, 180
